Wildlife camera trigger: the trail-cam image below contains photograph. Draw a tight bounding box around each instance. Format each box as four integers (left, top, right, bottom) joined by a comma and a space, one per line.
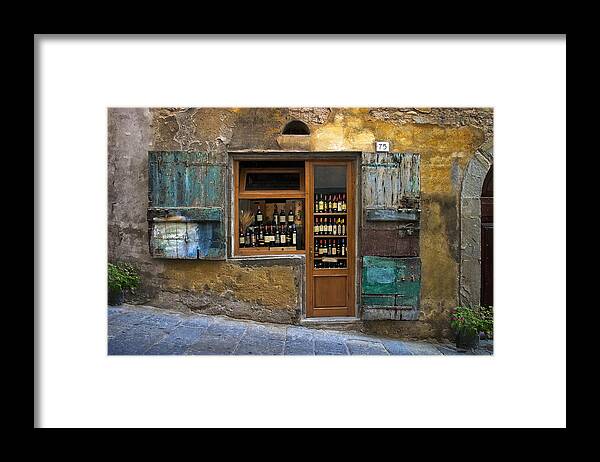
36, 35, 565, 429
107, 107, 494, 356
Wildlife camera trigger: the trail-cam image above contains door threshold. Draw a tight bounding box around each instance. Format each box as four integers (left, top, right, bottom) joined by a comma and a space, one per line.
300, 316, 361, 324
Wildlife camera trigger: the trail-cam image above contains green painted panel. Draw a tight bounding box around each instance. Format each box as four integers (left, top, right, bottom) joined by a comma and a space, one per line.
361, 256, 421, 295
147, 151, 227, 260
205, 165, 225, 207
148, 151, 225, 208
362, 152, 421, 209
362, 295, 395, 306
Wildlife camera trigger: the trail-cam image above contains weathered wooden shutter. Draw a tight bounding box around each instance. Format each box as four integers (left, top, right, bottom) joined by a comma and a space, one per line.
147, 151, 226, 260
360, 152, 421, 320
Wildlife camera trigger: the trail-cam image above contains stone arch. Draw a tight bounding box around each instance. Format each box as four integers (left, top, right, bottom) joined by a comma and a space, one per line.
459, 140, 493, 307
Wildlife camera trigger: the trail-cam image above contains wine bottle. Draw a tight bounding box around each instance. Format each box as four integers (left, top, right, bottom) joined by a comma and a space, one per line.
280, 222, 287, 245
256, 205, 263, 224
273, 206, 279, 226
258, 224, 264, 247
245, 227, 251, 248
279, 207, 286, 225
265, 224, 272, 247
239, 228, 246, 247
341, 218, 346, 236
291, 222, 297, 248
333, 194, 338, 212
318, 194, 324, 212
314, 194, 319, 213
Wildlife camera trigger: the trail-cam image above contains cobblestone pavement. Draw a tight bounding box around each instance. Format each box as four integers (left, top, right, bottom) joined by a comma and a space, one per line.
108, 305, 493, 356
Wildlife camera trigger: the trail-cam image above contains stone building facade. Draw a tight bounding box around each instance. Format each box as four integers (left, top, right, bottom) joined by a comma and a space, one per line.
108, 107, 493, 340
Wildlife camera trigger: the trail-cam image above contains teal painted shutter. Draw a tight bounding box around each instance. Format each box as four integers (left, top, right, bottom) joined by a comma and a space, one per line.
360, 152, 421, 320
147, 151, 227, 260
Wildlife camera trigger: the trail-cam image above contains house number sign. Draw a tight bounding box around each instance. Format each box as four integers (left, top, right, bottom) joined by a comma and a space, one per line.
375, 141, 390, 152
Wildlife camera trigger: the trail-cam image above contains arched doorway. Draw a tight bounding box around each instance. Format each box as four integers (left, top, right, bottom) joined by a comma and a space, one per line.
480, 167, 493, 306
459, 142, 493, 308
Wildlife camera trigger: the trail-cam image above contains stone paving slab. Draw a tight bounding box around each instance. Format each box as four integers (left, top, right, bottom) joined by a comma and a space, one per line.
145, 325, 207, 355
313, 331, 349, 355
138, 313, 184, 330
184, 319, 247, 355
233, 324, 286, 355
346, 339, 389, 355
284, 327, 315, 355
381, 339, 413, 355
107, 305, 492, 356
435, 345, 464, 355
107, 306, 129, 320
403, 341, 444, 355
108, 308, 151, 327
108, 322, 169, 355
178, 315, 213, 329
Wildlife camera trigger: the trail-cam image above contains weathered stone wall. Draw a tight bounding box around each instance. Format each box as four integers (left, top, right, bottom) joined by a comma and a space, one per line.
108, 107, 493, 339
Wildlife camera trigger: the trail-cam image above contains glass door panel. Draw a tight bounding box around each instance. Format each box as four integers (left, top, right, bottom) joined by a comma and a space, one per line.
312, 165, 348, 269
307, 161, 355, 318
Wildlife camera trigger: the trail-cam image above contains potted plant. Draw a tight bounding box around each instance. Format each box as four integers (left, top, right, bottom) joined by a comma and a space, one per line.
450, 306, 488, 350
479, 305, 494, 340
108, 262, 140, 306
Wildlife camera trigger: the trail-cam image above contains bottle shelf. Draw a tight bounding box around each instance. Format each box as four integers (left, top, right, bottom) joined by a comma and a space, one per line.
313, 235, 347, 238
314, 256, 347, 259
238, 246, 305, 255
313, 212, 347, 216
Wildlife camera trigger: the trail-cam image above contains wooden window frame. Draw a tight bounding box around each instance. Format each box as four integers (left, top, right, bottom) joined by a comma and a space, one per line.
239, 167, 305, 199
234, 161, 307, 256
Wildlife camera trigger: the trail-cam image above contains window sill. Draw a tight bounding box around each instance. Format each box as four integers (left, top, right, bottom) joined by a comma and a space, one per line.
229, 253, 306, 262
237, 247, 305, 256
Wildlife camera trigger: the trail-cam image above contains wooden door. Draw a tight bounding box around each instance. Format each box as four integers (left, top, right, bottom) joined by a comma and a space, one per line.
306, 160, 355, 317
481, 166, 493, 306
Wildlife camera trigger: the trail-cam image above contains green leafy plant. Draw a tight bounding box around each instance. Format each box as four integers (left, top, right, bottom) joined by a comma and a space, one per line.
479, 305, 494, 338
450, 306, 493, 336
108, 262, 140, 293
